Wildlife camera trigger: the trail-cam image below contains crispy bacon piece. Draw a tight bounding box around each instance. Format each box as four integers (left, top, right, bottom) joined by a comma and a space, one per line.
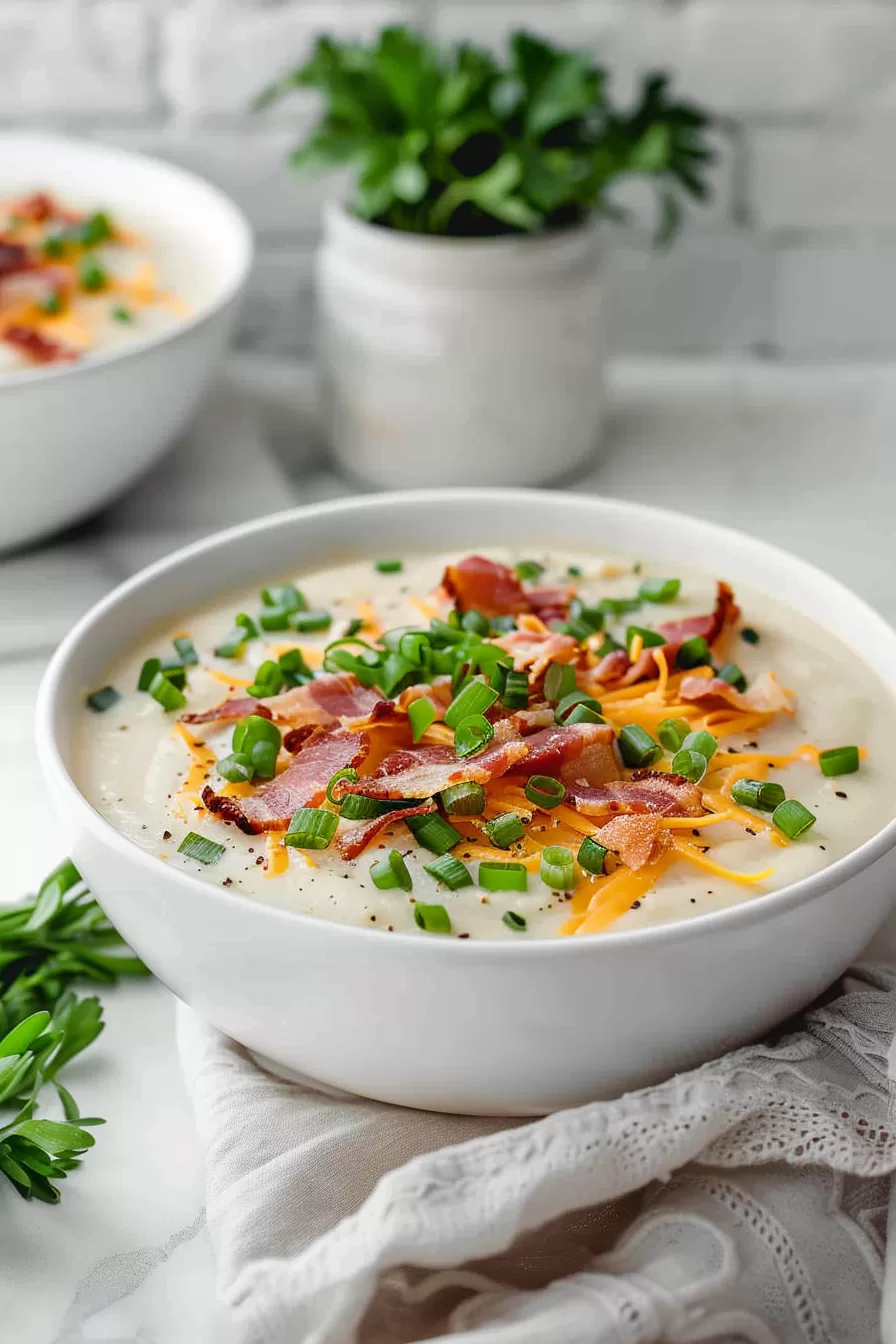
2, 325, 77, 365
591, 648, 630, 683
202, 728, 368, 834
337, 738, 530, 801
10, 192, 56, 223
442, 555, 572, 623
267, 674, 385, 729
567, 770, 704, 819
0, 242, 32, 278
1, 263, 72, 310
493, 628, 578, 679
512, 722, 616, 780
595, 814, 671, 871
679, 670, 793, 715
526, 586, 571, 624
335, 801, 437, 860
606, 582, 739, 686
181, 696, 270, 728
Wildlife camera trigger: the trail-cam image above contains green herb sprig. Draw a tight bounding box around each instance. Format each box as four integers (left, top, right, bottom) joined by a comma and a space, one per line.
257, 27, 714, 242
0, 860, 148, 1203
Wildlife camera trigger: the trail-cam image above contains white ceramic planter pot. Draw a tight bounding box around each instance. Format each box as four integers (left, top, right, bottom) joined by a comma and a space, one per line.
315, 204, 605, 488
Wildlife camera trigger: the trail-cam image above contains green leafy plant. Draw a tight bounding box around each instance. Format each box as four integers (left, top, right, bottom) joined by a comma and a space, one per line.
257, 27, 714, 241
0, 860, 148, 1203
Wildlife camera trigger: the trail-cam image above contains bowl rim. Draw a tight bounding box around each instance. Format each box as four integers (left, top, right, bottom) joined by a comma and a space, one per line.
35, 486, 896, 958
0, 130, 254, 391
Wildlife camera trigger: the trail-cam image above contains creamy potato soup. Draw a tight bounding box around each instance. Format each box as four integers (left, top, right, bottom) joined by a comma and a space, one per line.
76, 550, 896, 941
0, 191, 190, 371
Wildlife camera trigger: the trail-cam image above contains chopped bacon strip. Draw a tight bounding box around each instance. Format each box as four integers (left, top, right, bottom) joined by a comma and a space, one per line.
591, 648, 630, 683
526, 586, 572, 624
0, 264, 72, 310
567, 770, 704, 819
606, 582, 739, 686
335, 801, 437, 860
202, 729, 368, 834
679, 670, 793, 715
10, 192, 56, 224
2, 325, 77, 365
0, 242, 32, 278
595, 814, 671, 871
512, 722, 616, 780
442, 555, 572, 623
344, 679, 453, 731
493, 628, 578, 679
181, 696, 270, 727
267, 674, 385, 729
337, 738, 530, 801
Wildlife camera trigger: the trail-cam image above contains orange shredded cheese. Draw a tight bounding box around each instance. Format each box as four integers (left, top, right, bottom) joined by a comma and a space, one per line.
264, 833, 289, 877
671, 838, 774, 885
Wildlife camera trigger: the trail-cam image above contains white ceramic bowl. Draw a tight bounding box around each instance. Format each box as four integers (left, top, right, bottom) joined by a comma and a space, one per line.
0, 133, 253, 552
36, 489, 896, 1116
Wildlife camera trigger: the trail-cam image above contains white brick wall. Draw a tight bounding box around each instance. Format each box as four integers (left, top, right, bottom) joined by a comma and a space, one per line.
5, 0, 896, 358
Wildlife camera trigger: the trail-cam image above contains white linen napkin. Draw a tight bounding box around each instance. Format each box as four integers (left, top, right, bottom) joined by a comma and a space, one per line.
177, 964, 896, 1344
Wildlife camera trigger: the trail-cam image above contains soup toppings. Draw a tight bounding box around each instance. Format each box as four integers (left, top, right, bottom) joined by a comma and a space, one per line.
0, 191, 185, 368
84, 552, 868, 939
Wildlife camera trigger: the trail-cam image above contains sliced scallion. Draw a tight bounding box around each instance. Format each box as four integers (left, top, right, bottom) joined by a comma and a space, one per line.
639, 577, 681, 603
568, 598, 604, 632
327, 767, 358, 805
626, 625, 667, 651
339, 793, 385, 820
501, 669, 529, 710
215, 613, 258, 658
676, 636, 711, 669
387, 849, 413, 892
375, 558, 403, 574
515, 560, 544, 581
439, 781, 486, 815
524, 775, 565, 809
444, 676, 498, 728
741, 627, 760, 645
577, 836, 607, 875
483, 812, 525, 849
78, 256, 106, 292
414, 902, 451, 933
670, 748, 708, 784
563, 704, 604, 726
479, 862, 527, 892
408, 696, 436, 742
258, 606, 292, 632
279, 648, 314, 686
424, 853, 473, 890
502, 910, 527, 931
40, 291, 63, 315
617, 724, 662, 768
148, 670, 186, 712
772, 799, 816, 840
544, 662, 577, 702
540, 845, 575, 891
137, 657, 161, 692
111, 304, 133, 324
460, 609, 490, 637
216, 752, 254, 784
178, 832, 225, 865
454, 714, 494, 758
554, 689, 601, 724
261, 584, 305, 613
284, 807, 339, 850
682, 730, 717, 762
291, 609, 332, 634
247, 660, 285, 699
598, 597, 641, 618
819, 746, 860, 778
730, 778, 786, 811
657, 717, 690, 752
85, 685, 120, 713
717, 662, 747, 692
173, 635, 199, 667
406, 813, 462, 855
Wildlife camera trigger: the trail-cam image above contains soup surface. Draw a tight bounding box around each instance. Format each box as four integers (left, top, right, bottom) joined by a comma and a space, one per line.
0, 190, 191, 372
76, 549, 896, 940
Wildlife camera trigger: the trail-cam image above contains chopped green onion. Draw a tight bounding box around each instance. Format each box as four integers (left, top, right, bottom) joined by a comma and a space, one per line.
340, 793, 385, 820
515, 560, 544, 581
178, 832, 225, 865
554, 690, 601, 724
42, 233, 66, 259
344, 617, 364, 638
596, 635, 624, 657
682, 730, 717, 762
249, 741, 279, 780
772, 799, 816, 840
717, 662, 747, 692
730, 778, 786, 811
388, 849, 413, 891
397, 631, 431, 666
173, 635, 199, 667
639, 577, 681, 603
454, 714, 494, 758
544, 662, 577, 702
78, 256, 106, 292
564, 704, 605, 726
657, 717, 690, 752
502, 910, 527, 931
76, 211, 113, 246
158, 660, 187, 690
483, 812, 525, 849
327, 767, 358, 805
444, 676, 499, 728
258, 606, 292, 632
148, 670, 186, 712
85, 685, 120, 713
567, 565, 583, 578
261, 584, 305, 612
233, 713, 281, 755
598, 597, 641, 618
216, 752, 254, 784
291, 609, 332, 634
617, 724, 662, 768
137, 657, 161, 692
540, 845, 575, 891
671, 749, 708, 784
406, 813, 462, 855
568, 598, 604, 632
741, 627, 760, 645
375, 558, 403, 574
460, 610, 490, 637
215, 613, 258, 658
478, 862, 527, 892
819, 746, 860, 778
284, 807, 339, 850
501, 669, 529, 710
428, 618, 466, 647
626, 625, 667, 651
676, 636, 711, 669
379, 651, 418, 698
577, 836, 607, 875
40, 291, 63, 315
414, 902, 451, 933
524, 775, 566, 809
111, 304, 133, 324
490, 615, 517, 634
408, 696, 436, 742
557, 617, 594, 643
278, 648, 314, 686
424, 854, 473, 890
247, 659, 285, 699
439, 782, 486, 815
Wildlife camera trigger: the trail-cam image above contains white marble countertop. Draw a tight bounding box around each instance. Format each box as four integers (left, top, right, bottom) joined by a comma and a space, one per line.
2, 355, 896, 1344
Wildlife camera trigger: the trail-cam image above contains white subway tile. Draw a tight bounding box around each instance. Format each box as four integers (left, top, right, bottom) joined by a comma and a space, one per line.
750, 120, 896, 230
775, 244, 896, 355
